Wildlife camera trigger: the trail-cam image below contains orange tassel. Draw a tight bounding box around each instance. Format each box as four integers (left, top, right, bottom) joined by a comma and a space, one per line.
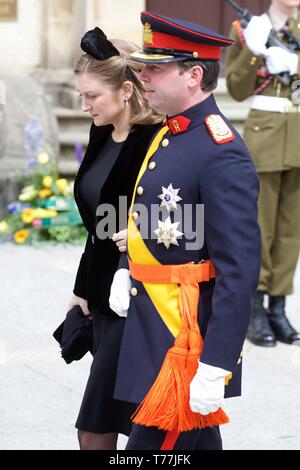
132, 327, 189, 431
132, 326, 230, 431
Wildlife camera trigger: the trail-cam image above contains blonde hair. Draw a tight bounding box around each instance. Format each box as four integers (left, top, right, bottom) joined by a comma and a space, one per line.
74, 39, 162, 126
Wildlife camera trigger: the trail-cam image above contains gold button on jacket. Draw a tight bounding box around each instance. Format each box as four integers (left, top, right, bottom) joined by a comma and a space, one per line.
149, 162, 156, 170
130, 287, 138, 296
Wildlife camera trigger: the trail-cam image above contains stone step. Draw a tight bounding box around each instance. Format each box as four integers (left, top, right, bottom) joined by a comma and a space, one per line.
54, 107, 89, 176
55, 106, 88, 118
54, 107, 90, 133
56, 133, 87, 176
58, 159, 81, 177
58, 131, 89, 146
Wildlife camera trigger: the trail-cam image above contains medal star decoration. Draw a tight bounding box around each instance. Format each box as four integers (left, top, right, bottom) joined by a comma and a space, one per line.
154, 217, 183, 249
158, 184, 182, 212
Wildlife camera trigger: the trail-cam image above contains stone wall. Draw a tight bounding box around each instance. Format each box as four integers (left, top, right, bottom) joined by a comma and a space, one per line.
0, 0, 45, 69
85, 0, 145, 45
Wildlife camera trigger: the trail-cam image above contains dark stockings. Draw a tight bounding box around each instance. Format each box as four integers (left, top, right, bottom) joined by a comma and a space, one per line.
78, 430, 118, 450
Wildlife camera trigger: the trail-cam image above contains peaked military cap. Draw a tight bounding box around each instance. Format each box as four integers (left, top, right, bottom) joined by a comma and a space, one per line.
130, 11, 235, 63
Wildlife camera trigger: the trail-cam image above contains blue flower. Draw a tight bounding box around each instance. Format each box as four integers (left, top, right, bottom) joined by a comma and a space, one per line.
7, 202, 31, 213
7, 202, 20, 213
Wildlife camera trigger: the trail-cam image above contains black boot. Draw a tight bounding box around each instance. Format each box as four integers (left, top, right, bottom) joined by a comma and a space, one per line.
247, 291, 276, 347
268, 296, 300, 345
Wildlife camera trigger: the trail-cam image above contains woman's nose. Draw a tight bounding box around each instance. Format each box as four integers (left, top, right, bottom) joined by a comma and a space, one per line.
81, 98, 91, 112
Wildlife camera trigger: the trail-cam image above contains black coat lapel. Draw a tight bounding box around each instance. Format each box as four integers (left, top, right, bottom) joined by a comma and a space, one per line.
74, 122, 161, 232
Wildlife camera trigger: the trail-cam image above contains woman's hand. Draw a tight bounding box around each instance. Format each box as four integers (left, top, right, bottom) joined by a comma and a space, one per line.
112, 229, 128, 252
68, 294, 92, 318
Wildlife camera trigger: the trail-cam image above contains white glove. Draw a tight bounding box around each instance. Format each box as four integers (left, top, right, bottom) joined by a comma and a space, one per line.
109, 269, 132, 317
189, 361, 231, 415
265, 47, 298, 75
243, 14, 272, 56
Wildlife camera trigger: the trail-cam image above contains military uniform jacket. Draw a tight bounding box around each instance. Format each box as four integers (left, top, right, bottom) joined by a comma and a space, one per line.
114, 95, 261, 405
226, 12, 300, 171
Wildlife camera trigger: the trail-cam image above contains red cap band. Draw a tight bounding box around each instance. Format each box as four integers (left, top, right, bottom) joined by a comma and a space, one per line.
145, 31, 221, 59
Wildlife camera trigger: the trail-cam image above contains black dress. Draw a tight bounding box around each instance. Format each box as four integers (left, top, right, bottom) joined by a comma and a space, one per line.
73, 123, 161, 435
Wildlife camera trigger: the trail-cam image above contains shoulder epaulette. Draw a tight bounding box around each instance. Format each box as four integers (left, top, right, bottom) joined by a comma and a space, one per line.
205, 114, 235, 144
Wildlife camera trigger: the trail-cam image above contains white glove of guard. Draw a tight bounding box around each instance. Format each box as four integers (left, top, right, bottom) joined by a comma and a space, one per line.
265, 47, 299, 75
109, 269, 132, 317
243, 14, 273, 56
189, 361, 231, 415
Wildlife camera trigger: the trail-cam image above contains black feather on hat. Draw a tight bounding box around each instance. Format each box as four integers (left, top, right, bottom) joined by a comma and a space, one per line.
80, 27, 120, 60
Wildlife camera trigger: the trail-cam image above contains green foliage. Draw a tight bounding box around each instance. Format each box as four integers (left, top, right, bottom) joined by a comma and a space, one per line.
0, 120, 85, 245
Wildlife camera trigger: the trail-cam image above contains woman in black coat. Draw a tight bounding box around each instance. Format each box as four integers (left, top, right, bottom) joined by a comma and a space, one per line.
69, 29, 161, 450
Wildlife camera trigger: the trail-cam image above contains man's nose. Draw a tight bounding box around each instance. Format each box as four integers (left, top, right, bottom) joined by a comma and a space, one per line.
139, 67, 149, 82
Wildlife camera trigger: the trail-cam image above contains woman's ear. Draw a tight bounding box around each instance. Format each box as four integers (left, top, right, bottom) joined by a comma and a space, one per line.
121, 80, 134, 100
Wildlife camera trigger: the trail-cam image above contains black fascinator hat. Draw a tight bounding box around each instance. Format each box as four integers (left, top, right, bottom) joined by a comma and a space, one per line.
80, 27, 120, 60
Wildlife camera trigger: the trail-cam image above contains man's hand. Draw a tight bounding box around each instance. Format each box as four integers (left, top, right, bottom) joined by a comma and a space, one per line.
68, 294, 91, 318
265, 47, 298, 75
243, 14, 272, 56
109, 269, 132, 317
189, 361, 231, 415
112, 229, 128, 253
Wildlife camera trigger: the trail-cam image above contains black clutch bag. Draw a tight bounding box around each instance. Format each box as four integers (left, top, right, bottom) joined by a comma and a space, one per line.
53, 305, 93, 364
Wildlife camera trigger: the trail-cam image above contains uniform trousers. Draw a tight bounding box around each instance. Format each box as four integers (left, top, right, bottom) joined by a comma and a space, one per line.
126, 424, 222, 450
257, 168, 300, 295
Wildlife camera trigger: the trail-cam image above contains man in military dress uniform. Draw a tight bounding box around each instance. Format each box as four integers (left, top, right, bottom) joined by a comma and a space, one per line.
226, 0, 300, 347
109, 11, 261, 450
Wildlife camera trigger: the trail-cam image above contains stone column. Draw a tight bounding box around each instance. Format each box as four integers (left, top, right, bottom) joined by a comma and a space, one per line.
0, 0, 44, 69
0, 79, 6, 160
71, 0, 88, 64
46, 0, 76, 69
84, 0, 145, 45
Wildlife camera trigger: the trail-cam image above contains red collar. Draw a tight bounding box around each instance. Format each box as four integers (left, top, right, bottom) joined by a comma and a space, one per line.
163, 115, 191, 135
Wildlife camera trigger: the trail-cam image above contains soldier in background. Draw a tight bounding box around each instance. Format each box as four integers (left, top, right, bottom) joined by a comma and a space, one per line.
226, 0, 300, 347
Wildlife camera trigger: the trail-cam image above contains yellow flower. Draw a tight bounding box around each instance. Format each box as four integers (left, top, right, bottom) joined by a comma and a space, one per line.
64, 181, 74, 196
19, 189, 38, 202
14, 229, 30, 244
33, 209, 57, 218
22, 185, 35, 193
0, 220, 10, 235
39, 188, 52, 199
42, 176, 53, 188
21, 209, 35, 224
55, 178, 68, 194
43, 209, 57, 218
37, 152, 50, 165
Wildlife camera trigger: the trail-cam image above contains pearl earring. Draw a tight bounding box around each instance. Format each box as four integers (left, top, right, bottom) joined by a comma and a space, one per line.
124, 98, 129, 107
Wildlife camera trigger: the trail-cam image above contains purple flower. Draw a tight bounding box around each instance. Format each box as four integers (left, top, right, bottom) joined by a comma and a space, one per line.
75, 143, 84, 165
26, 159, 38, 170
23, 120, 44, 160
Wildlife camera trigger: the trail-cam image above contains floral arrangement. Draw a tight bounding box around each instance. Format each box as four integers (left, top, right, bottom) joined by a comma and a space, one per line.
0, 120, 86, 245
